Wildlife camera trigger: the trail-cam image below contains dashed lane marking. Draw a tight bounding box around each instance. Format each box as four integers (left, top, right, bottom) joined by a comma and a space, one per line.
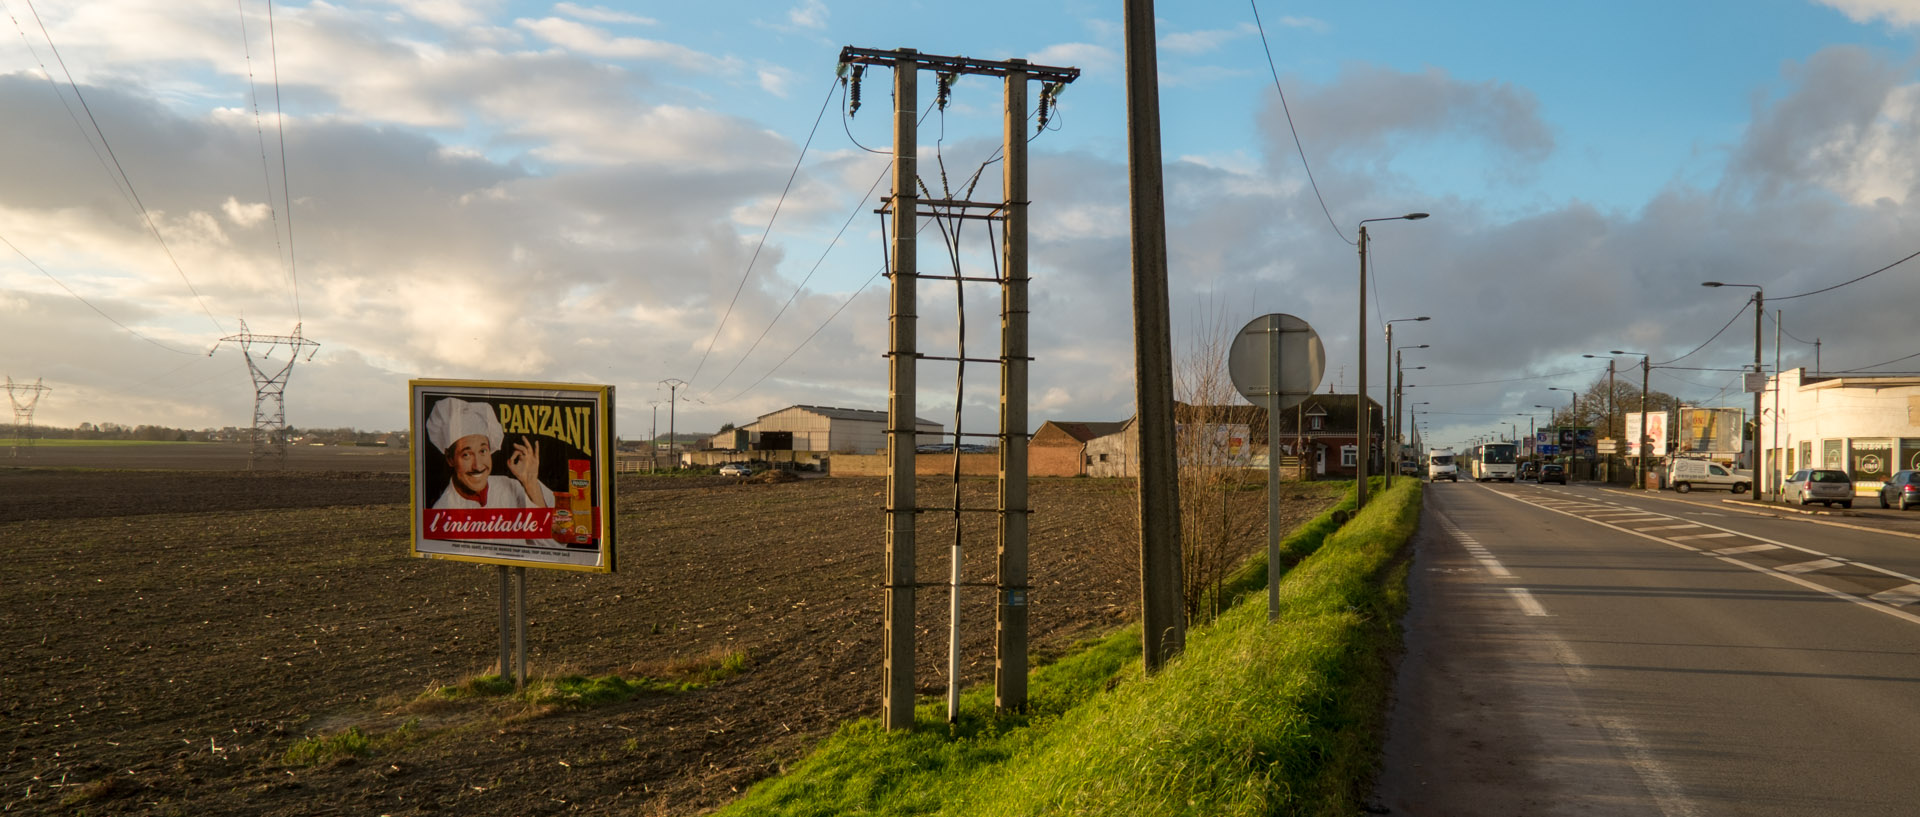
1778, 558, 1847, 575
1669, 532, 1736, 541
1507, 587, 1551, 616
1712, 543, 1783, 556
1869, 584, 1920, 607
1637, 524, 1702, 532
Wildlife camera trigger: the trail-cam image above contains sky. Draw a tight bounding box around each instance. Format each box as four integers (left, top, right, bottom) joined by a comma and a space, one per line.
4, 0, 1920, 452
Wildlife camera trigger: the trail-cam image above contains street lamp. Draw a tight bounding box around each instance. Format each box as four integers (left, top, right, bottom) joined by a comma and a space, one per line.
1391, 341, 1429, 489
1583, 354, 1619, 482
1381, 321, 1428, 488
1702, 281, 1765, 503
1612, 350, 1652, 489
1357, 213, 1430, 509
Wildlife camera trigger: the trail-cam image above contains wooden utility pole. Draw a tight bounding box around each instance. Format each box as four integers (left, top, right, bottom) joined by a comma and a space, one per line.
1124, 0, 1185, 671
996, 62, 1031, 711
881, 50, 919, 732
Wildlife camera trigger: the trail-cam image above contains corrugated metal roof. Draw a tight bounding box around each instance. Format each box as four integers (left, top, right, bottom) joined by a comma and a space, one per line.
759, 404, 941, 426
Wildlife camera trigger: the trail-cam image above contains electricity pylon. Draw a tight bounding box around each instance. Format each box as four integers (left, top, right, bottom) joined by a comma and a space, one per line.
216, 321, 319, 469
5, 376, 51, 457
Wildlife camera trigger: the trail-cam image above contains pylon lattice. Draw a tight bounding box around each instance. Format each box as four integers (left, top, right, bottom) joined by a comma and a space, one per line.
217, 321, 320, 469
5, 376, 51, 458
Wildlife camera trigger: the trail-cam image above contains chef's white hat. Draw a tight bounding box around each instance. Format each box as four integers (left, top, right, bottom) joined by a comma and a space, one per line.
427, 397, 503, 453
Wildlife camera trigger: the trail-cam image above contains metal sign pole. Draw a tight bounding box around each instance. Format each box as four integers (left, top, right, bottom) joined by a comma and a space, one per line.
497, 565, 511, 682
515, 566, 528, 691
1266, 324, 1282, 622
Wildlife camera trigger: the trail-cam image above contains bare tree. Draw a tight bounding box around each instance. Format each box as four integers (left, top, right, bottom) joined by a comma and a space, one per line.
1173, 308, 1266, 624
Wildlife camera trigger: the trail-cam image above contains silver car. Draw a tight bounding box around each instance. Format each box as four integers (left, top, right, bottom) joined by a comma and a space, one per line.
1784, 469, 1854, 508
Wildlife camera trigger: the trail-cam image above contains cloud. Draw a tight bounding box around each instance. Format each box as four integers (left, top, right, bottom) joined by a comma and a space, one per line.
553, 3, 657, 25
1028, 43, 1119, 76
1815, 0, 1920, 26
1159, 23, 1256, 55
516, 17, 738, 72
1260, 63, 1555, 167
788, 0, 830, 30
1731, 45, 1920, 205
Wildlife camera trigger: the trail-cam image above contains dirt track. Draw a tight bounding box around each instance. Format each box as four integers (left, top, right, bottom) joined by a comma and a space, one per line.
0, 451, 1335, 815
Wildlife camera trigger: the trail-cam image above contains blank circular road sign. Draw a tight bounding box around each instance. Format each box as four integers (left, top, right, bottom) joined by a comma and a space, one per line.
1228, 313, 1325, 411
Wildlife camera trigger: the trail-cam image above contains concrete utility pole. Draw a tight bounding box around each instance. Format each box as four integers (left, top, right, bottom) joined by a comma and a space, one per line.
1124, 0, 1185, 673
660, 378, 686, 469
838, 44, 1080, 726
217, 321, 319, 469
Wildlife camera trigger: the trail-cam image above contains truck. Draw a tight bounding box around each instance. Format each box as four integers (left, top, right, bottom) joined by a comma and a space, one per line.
1427, 448, 1458, 482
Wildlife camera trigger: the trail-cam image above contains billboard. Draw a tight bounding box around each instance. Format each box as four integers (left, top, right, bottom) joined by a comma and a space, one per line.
1677, 407, 1743, 455
1625, 411, 1668, 458
409, 379, 616, 572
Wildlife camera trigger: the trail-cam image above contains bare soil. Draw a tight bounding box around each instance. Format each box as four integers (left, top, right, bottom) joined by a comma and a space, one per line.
0, 454, 1335, 816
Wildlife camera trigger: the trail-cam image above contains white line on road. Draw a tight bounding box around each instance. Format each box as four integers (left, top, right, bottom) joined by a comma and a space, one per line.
1712, 543, 1782, 555
1778, 557, 1847, 574
1637, 524, 1701, 532
1669, 532, 1736, 541
1597, 717, 1701, 817
1869, 584, 1920, 607
1507, 587, 1550, 616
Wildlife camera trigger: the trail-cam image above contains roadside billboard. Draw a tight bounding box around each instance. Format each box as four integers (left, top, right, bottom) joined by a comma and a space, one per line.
1625, 412, 1668, 458
409, 379, 616, 572
1677, 407, 1744, 455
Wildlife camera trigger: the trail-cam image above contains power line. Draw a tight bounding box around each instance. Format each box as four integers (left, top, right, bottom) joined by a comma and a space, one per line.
1832, 350, 1920, 372
687, 75, 839, 389
1773, 245, 1920, 302
1656, 299, 1748, 367
265, 0, 299, 322
23, 0, 226, 335
236, 0, 293, 318
1249, 0, 1350, 246
1413, 365, 1605, 389
0, 231, 199, 355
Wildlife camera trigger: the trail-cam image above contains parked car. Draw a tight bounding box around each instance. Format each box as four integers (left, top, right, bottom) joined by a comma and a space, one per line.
718, 462, 754, 477
1667, 459, 1752, 494
1537, 463, 1566, 484
1784, 469, 1853, 508
1879, 470, 1920, 510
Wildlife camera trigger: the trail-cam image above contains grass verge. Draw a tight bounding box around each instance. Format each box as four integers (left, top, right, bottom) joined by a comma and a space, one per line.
720, 477, 1418, 816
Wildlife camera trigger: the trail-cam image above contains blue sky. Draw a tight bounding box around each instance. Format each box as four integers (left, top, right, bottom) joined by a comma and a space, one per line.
3, 0, 1920, 452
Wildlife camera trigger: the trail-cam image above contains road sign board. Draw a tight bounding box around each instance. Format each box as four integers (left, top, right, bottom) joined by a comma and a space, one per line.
1228, 313, 1325, 411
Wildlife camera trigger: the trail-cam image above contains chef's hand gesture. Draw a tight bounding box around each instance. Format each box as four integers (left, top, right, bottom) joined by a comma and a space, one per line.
508, 438, 546, 506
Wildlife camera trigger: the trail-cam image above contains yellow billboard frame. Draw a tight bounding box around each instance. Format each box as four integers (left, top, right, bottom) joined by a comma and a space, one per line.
408, 378, 616, 573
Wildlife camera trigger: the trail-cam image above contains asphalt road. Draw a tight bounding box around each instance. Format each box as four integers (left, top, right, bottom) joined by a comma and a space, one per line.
1374, 480, 1920, 817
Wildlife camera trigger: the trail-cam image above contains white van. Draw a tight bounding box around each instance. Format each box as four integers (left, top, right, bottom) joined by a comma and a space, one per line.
1668, 459, 1751, 494
1427, 448, 1458, 482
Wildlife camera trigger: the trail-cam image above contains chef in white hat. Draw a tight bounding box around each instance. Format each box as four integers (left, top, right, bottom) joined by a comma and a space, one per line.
427, 397, 553, 511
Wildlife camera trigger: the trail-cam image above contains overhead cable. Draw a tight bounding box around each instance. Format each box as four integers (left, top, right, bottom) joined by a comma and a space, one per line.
1249, 0, 1350, 246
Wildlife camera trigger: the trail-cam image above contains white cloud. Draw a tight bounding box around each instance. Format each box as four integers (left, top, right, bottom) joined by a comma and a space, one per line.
515, 17, 738, 72
1027, 43, 1119, 76
1159, 23, 1255, 55
222, 197, 274, 228
553, 3, 657, 25
1816, 0, 1920, 26
381, 0, 507, 30
788, 0, 830, 30
759, 66, 795, 98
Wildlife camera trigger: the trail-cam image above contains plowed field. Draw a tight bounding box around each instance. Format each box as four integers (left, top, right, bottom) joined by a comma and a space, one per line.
0, 462, 1336, 815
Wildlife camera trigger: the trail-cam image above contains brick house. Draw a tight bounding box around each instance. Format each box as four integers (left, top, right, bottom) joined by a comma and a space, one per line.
1030, 420, 1130, 477
1081, 395, 1383, 479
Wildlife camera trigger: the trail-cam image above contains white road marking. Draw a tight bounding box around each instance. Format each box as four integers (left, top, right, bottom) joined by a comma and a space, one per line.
1777, 558, 1847, 575
1712, 543, 1782, 556
1507, 587, 1550, 616
1669, 532, 1736, 541
1597, 717, 1701, 817
1482, 487, 1920, 627
1869, 584, 1920, 607
1637, 524, 1701, 532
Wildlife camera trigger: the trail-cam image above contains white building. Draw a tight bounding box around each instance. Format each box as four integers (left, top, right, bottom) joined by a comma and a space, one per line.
1762, 368, 1920, 494
707, 405, 943, 454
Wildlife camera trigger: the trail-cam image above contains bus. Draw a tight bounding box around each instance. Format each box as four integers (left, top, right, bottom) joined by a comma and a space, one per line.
1468, 442, 1518, 482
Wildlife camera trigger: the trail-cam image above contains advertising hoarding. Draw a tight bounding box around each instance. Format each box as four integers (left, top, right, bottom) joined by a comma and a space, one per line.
1625, 412, 1668, 458
1677, 407, 1744, 455
409, 379, 616, 572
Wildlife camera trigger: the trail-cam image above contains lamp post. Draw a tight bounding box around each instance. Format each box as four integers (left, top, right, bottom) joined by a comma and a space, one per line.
1390, 340, 1429, 488
1583, 354, 1618, 482
1382, 324, 1428, 489
1612, 350, 1652, 489
1548, 386, 1578, 480
1357, 213, 1430, 510
660, 378, 687, 469
1702, 282, 1765, 503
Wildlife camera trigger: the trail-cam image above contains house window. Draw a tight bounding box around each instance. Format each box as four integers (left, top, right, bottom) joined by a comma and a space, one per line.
1099, 454, 1109, 462
1309, 416, 1324, 431
1341, 445, 1357, 467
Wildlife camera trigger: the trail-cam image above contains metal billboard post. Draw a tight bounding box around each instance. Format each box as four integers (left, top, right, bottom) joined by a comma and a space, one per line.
1229, 314, 1325, 622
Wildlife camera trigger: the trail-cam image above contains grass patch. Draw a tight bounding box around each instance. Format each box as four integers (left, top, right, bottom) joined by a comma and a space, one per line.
282, 719, 424, 767
718, 477, 1419, 816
